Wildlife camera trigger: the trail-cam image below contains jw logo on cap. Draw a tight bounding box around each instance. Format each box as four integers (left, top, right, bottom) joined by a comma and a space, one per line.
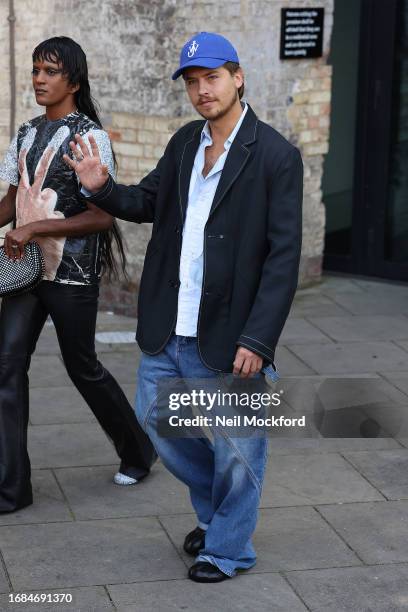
187, 40, 199, 58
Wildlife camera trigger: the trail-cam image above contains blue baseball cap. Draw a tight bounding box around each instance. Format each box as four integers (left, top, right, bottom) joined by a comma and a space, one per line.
172, 32, 239, 80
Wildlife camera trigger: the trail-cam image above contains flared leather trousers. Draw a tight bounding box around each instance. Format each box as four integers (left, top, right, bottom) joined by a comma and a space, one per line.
0, 280, 156, 512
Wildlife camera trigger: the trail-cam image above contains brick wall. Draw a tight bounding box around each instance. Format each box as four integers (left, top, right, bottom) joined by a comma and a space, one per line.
288, 63, 333, 283
0, 0, 334, 314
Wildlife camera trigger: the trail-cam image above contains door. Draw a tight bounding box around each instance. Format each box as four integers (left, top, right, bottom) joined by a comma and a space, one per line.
323, 0, 408, 282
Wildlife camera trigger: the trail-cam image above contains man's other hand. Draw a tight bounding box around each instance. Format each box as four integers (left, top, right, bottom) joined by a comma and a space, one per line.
233, 346, 263, 378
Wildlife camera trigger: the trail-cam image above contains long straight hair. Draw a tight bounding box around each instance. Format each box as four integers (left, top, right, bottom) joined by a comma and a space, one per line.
32, 36, 127, 281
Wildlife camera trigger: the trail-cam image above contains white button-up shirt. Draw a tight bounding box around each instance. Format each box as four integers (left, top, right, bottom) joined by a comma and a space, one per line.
175, 103, 248, 337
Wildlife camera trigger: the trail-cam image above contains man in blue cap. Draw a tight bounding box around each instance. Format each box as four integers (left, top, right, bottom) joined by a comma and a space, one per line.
65, 31, 303, 583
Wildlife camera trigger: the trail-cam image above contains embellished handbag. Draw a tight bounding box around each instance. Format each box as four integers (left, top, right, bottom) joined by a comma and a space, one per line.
0, 239, 45, 297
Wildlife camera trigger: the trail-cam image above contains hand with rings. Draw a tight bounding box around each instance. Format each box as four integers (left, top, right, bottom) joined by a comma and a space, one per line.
3, 225, 37, 260
63, 134, 109, 193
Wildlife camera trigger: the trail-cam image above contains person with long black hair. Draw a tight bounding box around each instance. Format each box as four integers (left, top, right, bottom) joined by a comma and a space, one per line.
0, 36, 156, 513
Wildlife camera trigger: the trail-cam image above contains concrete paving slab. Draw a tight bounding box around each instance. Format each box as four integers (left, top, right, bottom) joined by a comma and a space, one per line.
29, 355, 71, 388
29, 386, 96, 425
34, 329, 61, 355
309, 315, 408, 342
275, 346, 316, 375
353, 278, 408, 297
274, 373, 406, 449
319, 276, 365, 293
252, 505, 363, 573
289, 294, 351, 318
267, 437, 401, 454
35, 316, 138, 355
29, 384, 136, 426
280, 318, 332, 344
381, 371, 408, 396
54, 463, 192, 520
95, 340, 138, 354
344, 449, 408, 500
277, 372, 408, 413
329, 291, 408, 315
157, 513, 196, 564
267, 439, 336, 455
96, 312, 137, 331
96, 352, 140, 384
313, 437, 403, 451
0, 470, 72, 526
298, 276, 363, 296
257, 391, 405, 453
0, 563, 9, 594
260, 452, 384, 507
395, 438, 408, 450
0, 517, 186, 590
285, 563, 408, 612
318, 500, 408, 563
28, 423, 118, 469
108, 573, 308, 612
397, 341, 408, 354
0, 587, 113, 611
288, 342, 408, 374
159, 508, 361, 572
121, 383, 137, 405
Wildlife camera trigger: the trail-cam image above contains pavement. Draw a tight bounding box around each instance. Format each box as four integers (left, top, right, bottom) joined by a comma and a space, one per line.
0, 274, 408, 611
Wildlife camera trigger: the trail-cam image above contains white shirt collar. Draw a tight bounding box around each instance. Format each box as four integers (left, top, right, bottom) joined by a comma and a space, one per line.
201, 102, 248, 150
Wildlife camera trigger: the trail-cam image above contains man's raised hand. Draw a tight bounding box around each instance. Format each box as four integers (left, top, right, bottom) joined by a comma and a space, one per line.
63, 134, 109, 194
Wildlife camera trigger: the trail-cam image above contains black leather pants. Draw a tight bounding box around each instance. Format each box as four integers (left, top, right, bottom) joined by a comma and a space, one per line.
0, 281, 156, 512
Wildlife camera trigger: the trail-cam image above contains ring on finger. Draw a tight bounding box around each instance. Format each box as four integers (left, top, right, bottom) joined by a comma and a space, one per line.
71, 147, 84, 162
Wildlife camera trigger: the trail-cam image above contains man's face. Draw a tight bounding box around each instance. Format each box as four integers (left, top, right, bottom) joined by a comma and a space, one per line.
32, 56, 78, 107
183, 66, 243, 121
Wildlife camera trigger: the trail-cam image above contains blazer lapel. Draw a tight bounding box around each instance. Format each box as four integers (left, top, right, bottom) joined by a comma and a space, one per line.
178, 126, 202, 221
209, 141, 251, 217
209, 104, 258, 218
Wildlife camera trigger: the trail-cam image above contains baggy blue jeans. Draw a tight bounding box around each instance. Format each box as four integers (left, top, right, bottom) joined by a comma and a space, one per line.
135, 334, 274, 577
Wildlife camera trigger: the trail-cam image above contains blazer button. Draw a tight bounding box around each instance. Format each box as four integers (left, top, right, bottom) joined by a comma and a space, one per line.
169, 280, 180, 288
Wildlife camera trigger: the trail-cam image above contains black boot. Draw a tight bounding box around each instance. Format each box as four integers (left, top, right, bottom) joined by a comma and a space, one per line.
183, 526, 206, 556
188, 562, 230, 583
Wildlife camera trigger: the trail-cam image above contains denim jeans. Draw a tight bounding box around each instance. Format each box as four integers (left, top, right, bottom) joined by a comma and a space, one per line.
135, 334, 276, 577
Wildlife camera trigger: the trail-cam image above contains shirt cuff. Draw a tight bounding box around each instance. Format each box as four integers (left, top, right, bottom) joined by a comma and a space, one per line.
80, 186, 92, 197
80, 175, 114, 202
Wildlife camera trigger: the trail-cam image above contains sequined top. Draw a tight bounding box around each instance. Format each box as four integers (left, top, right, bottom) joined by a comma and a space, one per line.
0, 111, 115, 285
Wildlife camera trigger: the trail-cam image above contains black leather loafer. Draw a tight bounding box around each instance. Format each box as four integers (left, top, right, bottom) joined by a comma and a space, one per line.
188, 561, 230, 583
183, 526, 206, 556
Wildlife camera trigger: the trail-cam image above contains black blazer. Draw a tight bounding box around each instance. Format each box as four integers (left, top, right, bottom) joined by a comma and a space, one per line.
89, 105, 303, 372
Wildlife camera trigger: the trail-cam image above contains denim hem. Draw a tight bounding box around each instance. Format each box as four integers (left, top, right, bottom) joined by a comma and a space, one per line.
195, 554, 235, 577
